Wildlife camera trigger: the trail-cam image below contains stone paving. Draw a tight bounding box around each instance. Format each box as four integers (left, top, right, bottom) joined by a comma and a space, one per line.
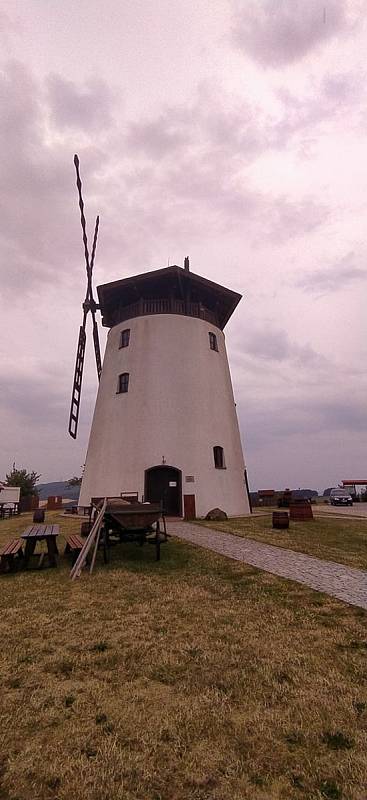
167, 520, 367, 610
314, 502, 367, 519
252, 504, 367, 520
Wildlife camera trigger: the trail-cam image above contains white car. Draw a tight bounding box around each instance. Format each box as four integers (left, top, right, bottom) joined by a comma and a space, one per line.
330, 488, 353, 506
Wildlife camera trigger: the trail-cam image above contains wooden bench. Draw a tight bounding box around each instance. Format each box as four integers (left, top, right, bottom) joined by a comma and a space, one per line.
0, 538, 24, 572
64, 534, 85, 565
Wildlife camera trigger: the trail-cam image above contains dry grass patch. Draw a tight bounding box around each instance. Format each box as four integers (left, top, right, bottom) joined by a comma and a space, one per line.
0, 512, 366, 799
198, 513, 367, 570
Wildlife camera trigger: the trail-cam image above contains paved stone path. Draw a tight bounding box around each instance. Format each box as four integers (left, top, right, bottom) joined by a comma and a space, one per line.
167, 521, 367, 610
314, 503, 367, 519
252, 505, 367, 520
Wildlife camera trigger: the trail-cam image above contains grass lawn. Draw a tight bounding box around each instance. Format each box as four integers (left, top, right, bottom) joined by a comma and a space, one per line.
0, 512, 366, 800
198, 513, 367, 571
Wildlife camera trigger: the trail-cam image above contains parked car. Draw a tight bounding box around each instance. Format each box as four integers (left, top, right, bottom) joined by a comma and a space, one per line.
330, 488, 353, 506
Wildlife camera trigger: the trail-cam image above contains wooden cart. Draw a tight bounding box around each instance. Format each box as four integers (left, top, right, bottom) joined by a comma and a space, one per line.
91, 498, 167, 561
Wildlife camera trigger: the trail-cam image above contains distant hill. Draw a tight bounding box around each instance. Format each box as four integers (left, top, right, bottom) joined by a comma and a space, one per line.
36, 481, 80, 501
251, 488, 319, 498
291, 489, 318, 499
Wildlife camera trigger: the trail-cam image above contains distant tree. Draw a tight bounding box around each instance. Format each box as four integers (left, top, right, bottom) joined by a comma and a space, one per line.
67, 466, 84, 487
5, 463, 41, 498
66, 476, 82, 487
292, 489, 318, 499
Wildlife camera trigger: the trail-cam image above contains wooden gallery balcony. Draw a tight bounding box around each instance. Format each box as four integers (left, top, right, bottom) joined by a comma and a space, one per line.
110, 298, 219, 327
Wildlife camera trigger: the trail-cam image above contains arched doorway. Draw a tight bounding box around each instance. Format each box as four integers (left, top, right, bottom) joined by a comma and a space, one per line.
145, 466, 182, 516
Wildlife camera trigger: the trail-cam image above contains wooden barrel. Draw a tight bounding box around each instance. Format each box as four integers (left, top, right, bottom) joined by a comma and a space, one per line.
289, 501, 313, 521
272, 511, 289, 529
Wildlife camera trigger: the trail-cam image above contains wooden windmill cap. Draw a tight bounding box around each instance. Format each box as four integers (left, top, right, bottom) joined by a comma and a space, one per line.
97, 265, 243, 330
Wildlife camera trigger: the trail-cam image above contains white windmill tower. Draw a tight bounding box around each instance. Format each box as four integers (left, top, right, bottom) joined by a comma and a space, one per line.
68, 158, 251, 518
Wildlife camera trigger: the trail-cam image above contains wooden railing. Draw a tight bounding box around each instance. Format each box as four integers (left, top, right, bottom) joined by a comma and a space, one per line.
111, 299, 218, 327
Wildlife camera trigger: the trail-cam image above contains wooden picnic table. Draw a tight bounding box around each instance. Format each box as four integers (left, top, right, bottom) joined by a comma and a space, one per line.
21, 524, 59, 568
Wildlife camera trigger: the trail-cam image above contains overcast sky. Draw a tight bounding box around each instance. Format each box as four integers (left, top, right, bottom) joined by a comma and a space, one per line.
0, 0, 366, 492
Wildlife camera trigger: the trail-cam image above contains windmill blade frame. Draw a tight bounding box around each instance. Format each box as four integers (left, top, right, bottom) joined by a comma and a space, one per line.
88, 215, 102, 379
68, 154, 101, 439
92, 313, 102, 379
68, 324, 87, 439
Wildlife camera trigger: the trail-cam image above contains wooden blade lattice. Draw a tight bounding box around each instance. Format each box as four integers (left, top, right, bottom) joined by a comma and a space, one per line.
68, 325, 86, 439
68, 155, 101, 439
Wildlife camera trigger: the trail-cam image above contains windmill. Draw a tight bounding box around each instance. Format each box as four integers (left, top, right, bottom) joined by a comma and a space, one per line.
68, 158, 251, 519
68, 155, 102, 439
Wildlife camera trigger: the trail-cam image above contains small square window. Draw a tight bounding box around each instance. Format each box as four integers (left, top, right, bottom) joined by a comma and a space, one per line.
119, 329, 130, 348
209, 332, 218, 351
117, 373, 129, 393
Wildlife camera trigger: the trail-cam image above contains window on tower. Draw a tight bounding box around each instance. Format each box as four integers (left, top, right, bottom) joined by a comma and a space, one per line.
213, 446, 225, 469
117, 373, 129, 393
209, 332, 218, 351
119, 329, 130, 348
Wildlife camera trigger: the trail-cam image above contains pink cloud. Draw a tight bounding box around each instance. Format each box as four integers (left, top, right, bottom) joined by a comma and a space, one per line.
232, 0, 352, 67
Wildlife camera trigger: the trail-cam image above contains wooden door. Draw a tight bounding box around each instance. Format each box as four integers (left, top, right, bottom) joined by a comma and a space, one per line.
183, 494, 196, 520
145, 467, 182, 516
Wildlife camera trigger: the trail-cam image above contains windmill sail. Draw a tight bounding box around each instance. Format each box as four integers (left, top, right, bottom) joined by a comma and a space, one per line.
92, 317, 102, 379
68, 155, 101, 439
69, 325, 87, 439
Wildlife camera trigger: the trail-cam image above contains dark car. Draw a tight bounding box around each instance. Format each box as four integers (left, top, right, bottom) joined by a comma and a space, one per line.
330, 488, 353, 506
